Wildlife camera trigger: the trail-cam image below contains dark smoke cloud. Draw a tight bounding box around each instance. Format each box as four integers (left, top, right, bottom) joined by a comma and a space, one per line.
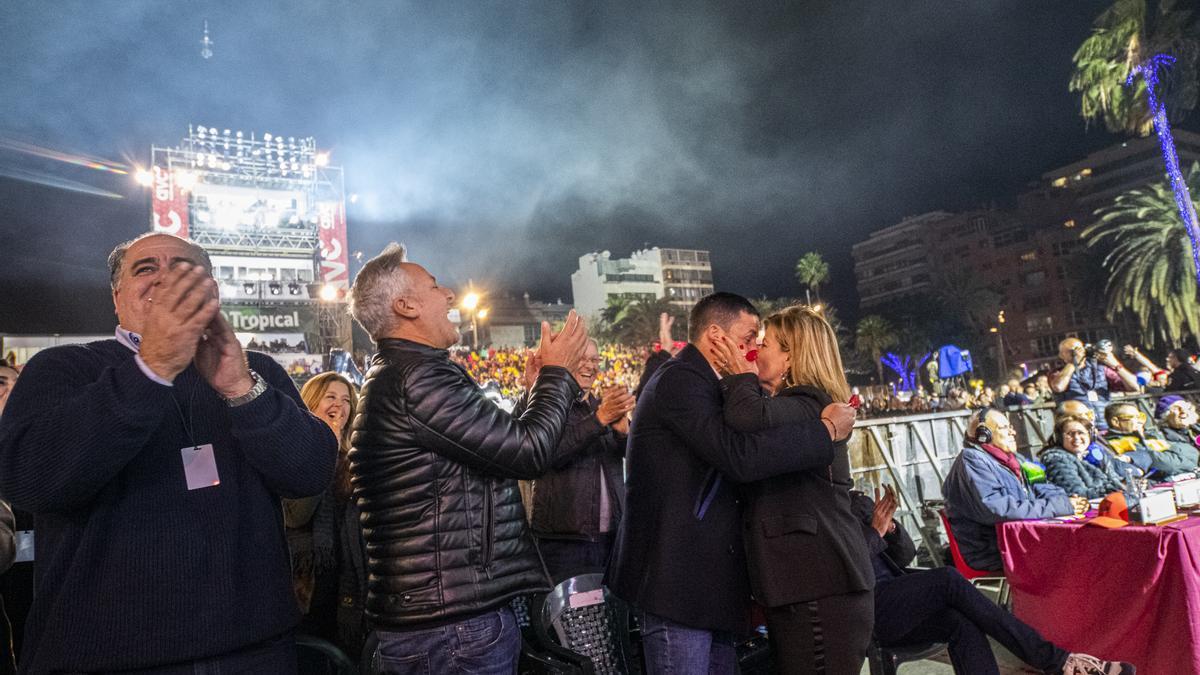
0, 0, 1122, 332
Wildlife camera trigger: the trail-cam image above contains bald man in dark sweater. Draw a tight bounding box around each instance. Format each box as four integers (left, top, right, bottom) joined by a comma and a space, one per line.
0, 234, 336, 673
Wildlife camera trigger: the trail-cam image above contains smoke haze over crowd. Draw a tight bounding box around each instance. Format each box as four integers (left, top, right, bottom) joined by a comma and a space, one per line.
0, 1, 1139, 332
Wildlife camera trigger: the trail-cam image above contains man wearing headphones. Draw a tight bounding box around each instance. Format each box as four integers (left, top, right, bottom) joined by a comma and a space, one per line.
942, 408, 1087, 572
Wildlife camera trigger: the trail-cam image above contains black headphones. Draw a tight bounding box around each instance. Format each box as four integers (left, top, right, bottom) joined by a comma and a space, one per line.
971, 407, 993, 445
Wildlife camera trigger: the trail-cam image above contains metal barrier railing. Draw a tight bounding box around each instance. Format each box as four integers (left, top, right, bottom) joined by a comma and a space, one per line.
848, 391, 1200, 564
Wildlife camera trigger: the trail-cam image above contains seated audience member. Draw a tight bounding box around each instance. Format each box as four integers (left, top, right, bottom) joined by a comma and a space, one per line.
1057, 401, 1143, 481
1050, 338, 1139, 427
1023, 384, 1042, 405
516, 340, 634, 579
942, 408, 1085, 572
1040, 415, 1126, 499
1157, 395, 1200, 449
855, 489, 1135, 675
1104, 401, 1199, 479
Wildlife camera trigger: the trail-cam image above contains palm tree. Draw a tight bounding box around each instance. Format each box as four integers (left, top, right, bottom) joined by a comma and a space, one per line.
606, 296, 686, 346
1070, 0, 1200, 136
855, 315, 897, 385
794, 252, 830, 302
1083, 161, 1200, 346
933, 268, 1003, 334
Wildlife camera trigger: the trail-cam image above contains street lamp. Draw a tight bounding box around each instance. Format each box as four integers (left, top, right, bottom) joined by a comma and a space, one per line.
460, 291, 483, 349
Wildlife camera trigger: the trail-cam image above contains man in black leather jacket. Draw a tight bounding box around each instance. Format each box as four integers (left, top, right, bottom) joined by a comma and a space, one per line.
347, 243, 590, 674
516, 339, 635, 580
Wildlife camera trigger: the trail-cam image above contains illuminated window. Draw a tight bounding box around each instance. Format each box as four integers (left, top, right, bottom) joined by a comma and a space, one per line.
1020, 250, 1038, 262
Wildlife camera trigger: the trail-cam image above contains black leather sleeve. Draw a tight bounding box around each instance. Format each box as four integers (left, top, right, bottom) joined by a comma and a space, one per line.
404, 360, 581, 479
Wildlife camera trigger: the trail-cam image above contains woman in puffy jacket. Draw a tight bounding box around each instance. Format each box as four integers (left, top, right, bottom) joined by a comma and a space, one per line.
1040, 414, 1125, 499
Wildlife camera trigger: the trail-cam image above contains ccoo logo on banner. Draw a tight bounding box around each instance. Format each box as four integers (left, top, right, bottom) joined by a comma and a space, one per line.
318, 201, 350, 290
151, 165, 190, 237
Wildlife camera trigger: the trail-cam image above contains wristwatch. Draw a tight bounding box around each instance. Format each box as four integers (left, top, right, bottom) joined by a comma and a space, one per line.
224, 369, 267, 407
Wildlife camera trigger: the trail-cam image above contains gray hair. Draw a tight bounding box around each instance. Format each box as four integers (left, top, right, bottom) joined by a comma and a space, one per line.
107, 233, 213, 290
348, 242, 412, 339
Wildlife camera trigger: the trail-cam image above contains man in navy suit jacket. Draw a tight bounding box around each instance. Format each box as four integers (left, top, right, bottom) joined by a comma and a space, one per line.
606, 293, 854, 674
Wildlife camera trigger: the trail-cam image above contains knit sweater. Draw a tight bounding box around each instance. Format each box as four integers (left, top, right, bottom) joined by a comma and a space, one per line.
0, 340, 337, 673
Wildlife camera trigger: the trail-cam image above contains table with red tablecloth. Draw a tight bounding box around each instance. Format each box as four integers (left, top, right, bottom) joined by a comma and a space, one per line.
998, 516, 1200, 675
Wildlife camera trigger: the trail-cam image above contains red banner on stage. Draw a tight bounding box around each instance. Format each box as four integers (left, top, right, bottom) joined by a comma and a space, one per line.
150, 165, 189, 238
318, 200, 350, 289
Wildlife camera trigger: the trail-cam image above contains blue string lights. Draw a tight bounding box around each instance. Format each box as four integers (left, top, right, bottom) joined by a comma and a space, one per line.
1127, 54, 1200, 284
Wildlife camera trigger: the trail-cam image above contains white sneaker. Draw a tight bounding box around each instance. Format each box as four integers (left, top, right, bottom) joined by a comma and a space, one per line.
1060, 653, 1136, 675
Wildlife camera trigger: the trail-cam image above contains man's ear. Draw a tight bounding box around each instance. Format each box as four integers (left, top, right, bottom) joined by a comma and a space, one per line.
392, 295, 419, 319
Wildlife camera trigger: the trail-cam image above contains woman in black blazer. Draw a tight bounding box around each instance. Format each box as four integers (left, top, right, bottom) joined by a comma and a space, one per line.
713, 305, 875, 675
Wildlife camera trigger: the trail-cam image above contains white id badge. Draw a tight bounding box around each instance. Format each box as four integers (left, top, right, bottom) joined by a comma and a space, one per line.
1087, 390, 1100, 402
14, 531, 33, 563
181, 443, 220, 490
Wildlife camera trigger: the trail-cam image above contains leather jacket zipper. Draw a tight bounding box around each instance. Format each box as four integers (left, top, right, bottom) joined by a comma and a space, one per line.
482, 479, 495, 577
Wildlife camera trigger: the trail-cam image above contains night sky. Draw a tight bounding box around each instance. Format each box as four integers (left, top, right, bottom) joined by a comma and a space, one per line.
0, 1, 1140, 334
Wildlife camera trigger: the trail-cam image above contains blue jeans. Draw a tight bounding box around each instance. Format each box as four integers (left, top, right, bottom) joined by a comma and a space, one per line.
372, 607, 520, 674
640, 612, 736, 675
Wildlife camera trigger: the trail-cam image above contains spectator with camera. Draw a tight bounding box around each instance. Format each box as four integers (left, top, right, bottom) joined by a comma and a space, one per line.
1049, 338, 1139, 428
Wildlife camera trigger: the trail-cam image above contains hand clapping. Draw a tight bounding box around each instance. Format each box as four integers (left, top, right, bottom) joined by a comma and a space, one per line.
536, 310, 590, 384
138, 263, 220, 382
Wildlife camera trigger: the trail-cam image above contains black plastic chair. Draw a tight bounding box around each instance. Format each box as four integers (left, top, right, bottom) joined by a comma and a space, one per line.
866, 639, 948, 675
515, 593, 595, 674
522, 572, 636, 675
296, 634, 358, 675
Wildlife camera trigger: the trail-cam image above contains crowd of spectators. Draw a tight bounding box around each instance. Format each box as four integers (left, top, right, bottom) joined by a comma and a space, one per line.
855, 341, 1200, 419
450, 343, 649, 401
245, 336, 309, 354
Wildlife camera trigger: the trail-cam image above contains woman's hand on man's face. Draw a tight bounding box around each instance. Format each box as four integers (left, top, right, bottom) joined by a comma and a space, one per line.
712, 334, 757, 377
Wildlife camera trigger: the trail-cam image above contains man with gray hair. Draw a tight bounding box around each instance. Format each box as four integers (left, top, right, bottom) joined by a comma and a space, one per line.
348, 243, 590, 673
0, 232, 337, 672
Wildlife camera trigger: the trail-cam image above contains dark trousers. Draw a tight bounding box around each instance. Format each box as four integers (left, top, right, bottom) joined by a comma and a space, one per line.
535, 533, 614, 582
873, 567, 1067, 675
764, 591, 873, 675
90, 631, 297, 675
